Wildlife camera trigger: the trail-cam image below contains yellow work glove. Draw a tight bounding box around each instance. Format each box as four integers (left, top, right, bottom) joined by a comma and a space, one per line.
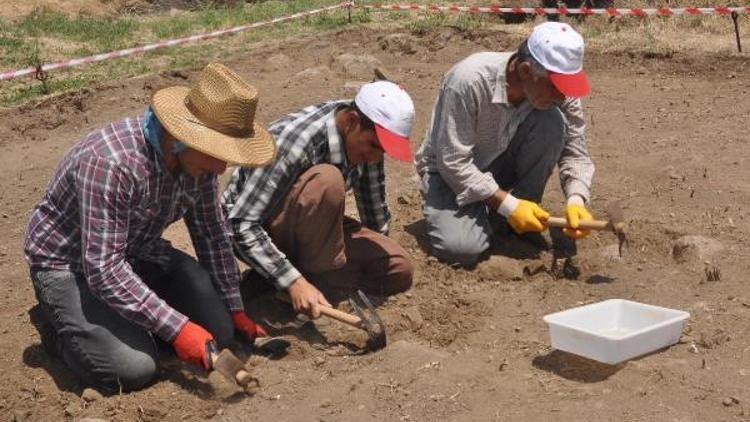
564, 196, 593, 239
497, 193, 550, 234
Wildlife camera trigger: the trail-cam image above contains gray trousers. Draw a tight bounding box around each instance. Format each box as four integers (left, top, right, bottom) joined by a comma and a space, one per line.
29, 248, 234, 394
420, 107, 566, 266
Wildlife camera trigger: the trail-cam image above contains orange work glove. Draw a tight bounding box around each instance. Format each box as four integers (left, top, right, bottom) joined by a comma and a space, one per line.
497, 193, 550, 234
564, 196, 594, 239
231, 311, 268, 343
172, 321, 213, 369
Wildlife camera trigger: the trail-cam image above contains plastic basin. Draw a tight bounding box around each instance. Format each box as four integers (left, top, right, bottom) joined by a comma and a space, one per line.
543, 299, 690, 365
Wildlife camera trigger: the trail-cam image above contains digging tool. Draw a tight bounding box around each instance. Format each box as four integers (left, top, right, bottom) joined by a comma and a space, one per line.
546, 202, 629, 257
205, 341, 258, 389
276, 290, 387, 351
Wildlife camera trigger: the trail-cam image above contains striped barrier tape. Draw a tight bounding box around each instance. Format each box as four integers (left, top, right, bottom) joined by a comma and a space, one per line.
360, 3, 750, 16
0, 2, 350, 82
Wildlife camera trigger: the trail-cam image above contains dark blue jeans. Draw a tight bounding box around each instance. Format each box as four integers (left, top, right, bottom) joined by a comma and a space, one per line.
29, 248, 233, 394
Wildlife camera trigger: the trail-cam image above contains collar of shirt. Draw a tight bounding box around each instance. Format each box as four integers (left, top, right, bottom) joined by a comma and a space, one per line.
492, 54, 512, 105
143, 106, 165, 156
326, 106, 349, 167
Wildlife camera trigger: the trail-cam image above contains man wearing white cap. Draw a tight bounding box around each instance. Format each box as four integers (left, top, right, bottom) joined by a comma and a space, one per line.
414, 22, 596, 266
222, 80, 416, 318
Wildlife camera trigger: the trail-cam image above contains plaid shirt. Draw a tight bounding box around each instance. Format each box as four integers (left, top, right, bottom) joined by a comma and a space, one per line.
221, 101, 389, 290
24, 116, 242, 342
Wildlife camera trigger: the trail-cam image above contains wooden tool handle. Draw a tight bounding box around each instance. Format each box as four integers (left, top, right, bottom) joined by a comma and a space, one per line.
208, 350, 255, 387
276, 292, 363, 328
319, 306, 362, 327
546, 216, 610, 230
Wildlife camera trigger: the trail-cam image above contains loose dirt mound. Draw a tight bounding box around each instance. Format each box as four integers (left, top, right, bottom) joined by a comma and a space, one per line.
1, 25, 749, 421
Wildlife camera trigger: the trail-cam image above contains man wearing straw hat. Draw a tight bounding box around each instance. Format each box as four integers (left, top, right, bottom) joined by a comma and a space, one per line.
415, 22, 596, 266
222, 80, 415, 319
24, 63, 274, 393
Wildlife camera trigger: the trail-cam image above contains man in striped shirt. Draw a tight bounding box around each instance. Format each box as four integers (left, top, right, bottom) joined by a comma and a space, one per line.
24, 63, 273, 393
414, 22, 596, 266
222, 81, 415, 318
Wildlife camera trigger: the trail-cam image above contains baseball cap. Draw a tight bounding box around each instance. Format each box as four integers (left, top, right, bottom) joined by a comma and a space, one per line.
354, 81, 415, 162
527, 22, 590, 97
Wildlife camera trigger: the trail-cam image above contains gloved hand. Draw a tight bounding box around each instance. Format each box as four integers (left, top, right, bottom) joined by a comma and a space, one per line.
231, 311, 268, 343
564, 196, 594, 239
172, 321, 213, 369
497, 193, 549, 234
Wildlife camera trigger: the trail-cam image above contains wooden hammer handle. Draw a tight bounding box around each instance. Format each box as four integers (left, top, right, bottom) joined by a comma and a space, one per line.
208, 352, 254, 385
276, 292, 363, 328
546, 216, 610, 230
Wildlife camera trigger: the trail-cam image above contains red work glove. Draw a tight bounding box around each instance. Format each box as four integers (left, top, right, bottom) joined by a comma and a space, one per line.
231, 311, 268, 343
172, 321, 213, 369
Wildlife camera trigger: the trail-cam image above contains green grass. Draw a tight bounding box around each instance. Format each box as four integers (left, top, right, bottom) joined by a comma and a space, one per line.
0, 0, 745, 106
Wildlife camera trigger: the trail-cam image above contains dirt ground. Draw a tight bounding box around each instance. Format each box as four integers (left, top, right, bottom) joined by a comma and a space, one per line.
1, 21, 750, 422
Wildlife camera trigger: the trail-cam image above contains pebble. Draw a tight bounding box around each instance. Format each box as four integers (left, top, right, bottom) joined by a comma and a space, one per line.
722, 397, 739, 407
81, 388, 103, 403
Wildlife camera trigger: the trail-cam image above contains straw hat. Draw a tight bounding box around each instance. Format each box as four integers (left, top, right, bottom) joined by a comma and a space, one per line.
151, 62, 276, 167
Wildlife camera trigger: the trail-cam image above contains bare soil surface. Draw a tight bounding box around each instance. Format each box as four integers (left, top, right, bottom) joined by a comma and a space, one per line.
1, 24, 750, 422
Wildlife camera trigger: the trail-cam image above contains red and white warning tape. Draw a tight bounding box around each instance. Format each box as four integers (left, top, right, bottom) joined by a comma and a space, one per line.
361, 3, 750, 17
0, 2, 349, 82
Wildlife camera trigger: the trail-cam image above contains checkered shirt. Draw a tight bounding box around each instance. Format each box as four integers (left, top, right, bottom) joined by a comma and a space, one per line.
221, 101, 389, 290
24, 116, 242, 342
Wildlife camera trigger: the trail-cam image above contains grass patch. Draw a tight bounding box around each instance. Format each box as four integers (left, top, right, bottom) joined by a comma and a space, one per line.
0, 0, 745, 106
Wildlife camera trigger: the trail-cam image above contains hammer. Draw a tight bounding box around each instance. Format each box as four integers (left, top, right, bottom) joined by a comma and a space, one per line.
205, 341, 258, 389
546, 201, 629, 257
276, 290, 387, 351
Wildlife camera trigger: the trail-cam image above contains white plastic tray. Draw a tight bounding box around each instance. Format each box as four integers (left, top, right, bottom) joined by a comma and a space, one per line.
543, 299, 690, 365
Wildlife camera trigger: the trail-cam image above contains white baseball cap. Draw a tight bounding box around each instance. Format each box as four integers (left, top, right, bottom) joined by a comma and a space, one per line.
354, 80, 415, 162
527, 22, 590, 97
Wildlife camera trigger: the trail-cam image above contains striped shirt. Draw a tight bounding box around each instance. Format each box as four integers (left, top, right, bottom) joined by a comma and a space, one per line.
24, 116, 242, 342
221, 101, 388, 290
414, 52, 594, 207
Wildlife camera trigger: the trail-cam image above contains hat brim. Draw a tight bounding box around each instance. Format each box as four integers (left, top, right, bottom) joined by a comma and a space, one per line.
375, 124, 412, 162
549, 70, 591, 98
151, 86, 276, 167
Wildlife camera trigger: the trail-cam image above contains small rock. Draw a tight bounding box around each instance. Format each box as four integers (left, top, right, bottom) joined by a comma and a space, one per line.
313, 356, 326, 367
319, 399, 332, 408
672, 235, 724, 264
476, 255, 525, 281
64, 403, 78, 417
402, 307, 423, 330
688, 343, 699, 354
334, 54, 383, 79
292, 66, 333, 82
81, 388, 102, 403
722, 396, 739, 406
78, 418, 109, 422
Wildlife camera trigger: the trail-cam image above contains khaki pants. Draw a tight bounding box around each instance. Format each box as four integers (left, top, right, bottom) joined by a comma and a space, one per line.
266, 164, 412, 297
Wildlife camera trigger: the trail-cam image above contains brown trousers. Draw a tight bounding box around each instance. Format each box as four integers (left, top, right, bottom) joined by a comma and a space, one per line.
266, 164, 413, 297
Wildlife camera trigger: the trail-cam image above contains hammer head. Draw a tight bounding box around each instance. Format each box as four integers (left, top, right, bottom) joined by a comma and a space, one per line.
348, 290, 387, 351
605, 201, 629, 257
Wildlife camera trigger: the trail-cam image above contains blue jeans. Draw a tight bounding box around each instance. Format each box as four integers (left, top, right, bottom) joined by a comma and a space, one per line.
421, 107, 566, 266
29, 248, 233, 393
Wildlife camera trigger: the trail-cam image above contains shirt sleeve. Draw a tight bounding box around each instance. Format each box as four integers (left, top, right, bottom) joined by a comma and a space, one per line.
225, 158, 304, 291
558, 97, 595, 203
432, 86, 499, 207
353, 161, 390, 234
183, 175, 243, 312
77, 155, 187, 342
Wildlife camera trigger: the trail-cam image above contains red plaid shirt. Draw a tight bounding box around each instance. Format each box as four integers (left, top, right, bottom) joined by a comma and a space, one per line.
24, 117, 242, 342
